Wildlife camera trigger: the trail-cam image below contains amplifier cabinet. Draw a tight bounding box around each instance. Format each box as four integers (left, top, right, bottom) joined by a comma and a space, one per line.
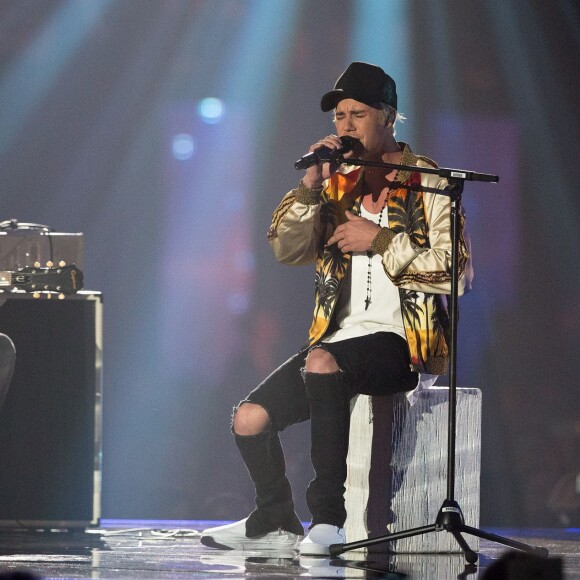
0, 292, 102, 528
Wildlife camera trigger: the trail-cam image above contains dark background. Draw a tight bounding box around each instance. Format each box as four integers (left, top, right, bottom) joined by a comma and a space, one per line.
0, 0, 578, 527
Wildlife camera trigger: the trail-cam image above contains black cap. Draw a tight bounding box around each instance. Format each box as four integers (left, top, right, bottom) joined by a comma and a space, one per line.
320, 62, 397, 112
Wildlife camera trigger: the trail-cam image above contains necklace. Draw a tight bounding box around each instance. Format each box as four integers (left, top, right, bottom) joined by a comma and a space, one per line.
364, 196, 388, 311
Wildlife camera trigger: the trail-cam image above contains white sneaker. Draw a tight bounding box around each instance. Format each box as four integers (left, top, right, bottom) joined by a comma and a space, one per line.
299, 524, 345, 556
200, 518, 303, 551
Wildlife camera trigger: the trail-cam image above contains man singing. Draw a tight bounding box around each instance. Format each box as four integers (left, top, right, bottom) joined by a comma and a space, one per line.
201, 61, 472, 555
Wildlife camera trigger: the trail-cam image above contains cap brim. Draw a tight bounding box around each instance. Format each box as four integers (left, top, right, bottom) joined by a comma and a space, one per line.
320, 89, 344, 112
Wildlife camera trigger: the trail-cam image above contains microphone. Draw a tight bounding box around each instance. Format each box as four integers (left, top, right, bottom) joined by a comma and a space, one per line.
294, 136, 358, 170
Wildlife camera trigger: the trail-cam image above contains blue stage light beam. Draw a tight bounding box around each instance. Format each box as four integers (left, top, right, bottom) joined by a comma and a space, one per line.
0, 0, 113, 155
349, 0, 414, 143
219, 0, 302, 119
156, 0, 302, 386
488, 2, 579, 290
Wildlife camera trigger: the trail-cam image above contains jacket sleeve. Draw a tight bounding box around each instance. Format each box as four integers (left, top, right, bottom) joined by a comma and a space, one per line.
371, 176, 474, 295
267, 181, 325, 266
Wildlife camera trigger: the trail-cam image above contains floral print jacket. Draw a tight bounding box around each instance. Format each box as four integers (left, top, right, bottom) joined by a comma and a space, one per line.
267, 144, 473, 374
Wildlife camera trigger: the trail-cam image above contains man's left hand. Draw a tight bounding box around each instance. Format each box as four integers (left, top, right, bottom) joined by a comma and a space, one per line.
327, 210, 382, 253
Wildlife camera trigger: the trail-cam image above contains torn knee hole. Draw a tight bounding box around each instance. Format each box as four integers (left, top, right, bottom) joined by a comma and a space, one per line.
231, 401, 270, 436
303, 346, 341, 374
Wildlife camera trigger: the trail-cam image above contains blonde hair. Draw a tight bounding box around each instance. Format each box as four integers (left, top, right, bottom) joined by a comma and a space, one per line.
377, 104, 406, 137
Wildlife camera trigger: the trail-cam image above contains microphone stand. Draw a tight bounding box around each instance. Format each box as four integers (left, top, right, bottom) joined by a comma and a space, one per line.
326, 156, 548, 564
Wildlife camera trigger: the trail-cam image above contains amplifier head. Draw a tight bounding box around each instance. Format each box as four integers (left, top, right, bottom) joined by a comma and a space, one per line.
0, 229, 84, 271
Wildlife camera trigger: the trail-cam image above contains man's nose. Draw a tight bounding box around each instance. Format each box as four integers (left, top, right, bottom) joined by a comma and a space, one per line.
343, 115, 356, 131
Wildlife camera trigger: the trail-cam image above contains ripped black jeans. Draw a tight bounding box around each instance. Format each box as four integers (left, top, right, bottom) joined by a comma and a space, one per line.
235, 331, 418, 533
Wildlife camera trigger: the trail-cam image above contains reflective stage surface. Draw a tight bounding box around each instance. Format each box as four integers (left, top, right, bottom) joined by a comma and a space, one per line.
0, 521, 577, 579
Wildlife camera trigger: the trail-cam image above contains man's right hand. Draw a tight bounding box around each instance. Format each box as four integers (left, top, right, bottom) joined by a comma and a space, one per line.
301, 134, 345, 189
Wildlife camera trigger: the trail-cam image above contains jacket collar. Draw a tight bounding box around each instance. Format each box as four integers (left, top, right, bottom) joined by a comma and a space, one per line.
338, 142, 418, 200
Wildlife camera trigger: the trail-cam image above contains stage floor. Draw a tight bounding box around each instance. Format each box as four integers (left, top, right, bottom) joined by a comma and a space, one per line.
0, 520, 577, 579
